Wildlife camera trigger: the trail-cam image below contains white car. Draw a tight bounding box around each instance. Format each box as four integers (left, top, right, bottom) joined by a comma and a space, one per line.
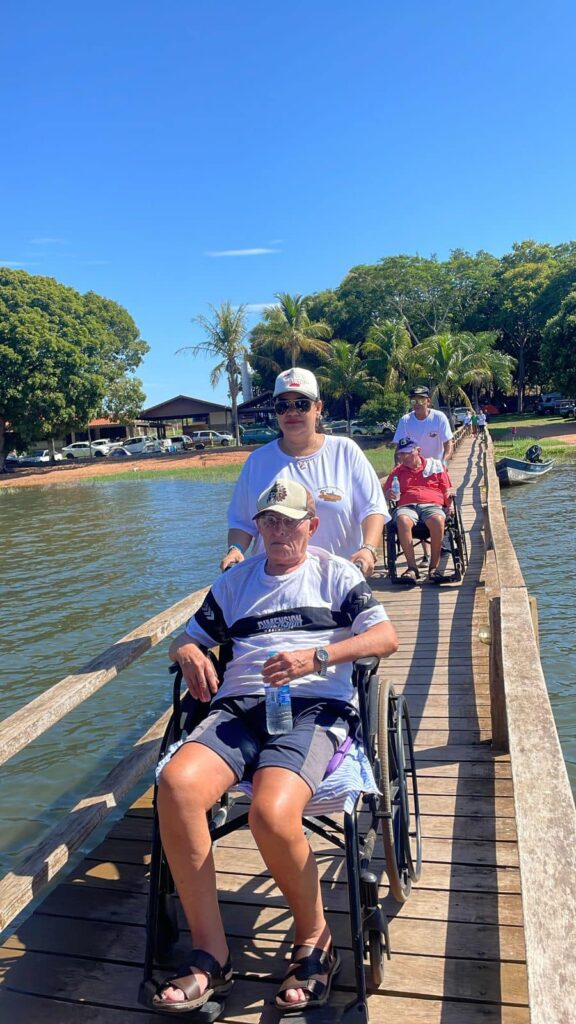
17, 449, 64, 465
114, 435, 162, 454
324, 419, 369, 436
166, 435, 194, 451
191, 430, 234, 448
61, 442, 110, 459
452, 406, 471, 426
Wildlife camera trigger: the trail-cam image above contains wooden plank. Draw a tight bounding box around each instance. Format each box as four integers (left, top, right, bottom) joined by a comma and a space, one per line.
0, 707, 171, 933
0, 587, 208, 769
0, 982, 531, 1024
1, 925, 528, 1006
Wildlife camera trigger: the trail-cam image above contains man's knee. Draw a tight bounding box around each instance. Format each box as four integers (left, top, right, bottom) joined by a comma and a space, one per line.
158, 749, 215, 811
249, 789, 304, 838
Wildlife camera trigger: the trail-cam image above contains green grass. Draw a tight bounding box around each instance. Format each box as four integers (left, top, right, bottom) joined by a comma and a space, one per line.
492, 436, 575, 462
82, 463, 244, 484
365, 445, 396, 477
488, 412, 573, 441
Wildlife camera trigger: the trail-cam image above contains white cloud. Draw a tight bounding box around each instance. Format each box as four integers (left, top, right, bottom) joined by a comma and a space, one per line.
244, 302, 278, 314
205, 247, 280, 257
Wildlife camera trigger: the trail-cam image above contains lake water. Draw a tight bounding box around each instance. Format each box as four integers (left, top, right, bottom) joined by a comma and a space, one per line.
1, 468, 574, 879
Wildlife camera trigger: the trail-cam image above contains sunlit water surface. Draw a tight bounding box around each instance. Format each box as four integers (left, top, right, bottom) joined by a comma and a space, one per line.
1, 466, 574, 878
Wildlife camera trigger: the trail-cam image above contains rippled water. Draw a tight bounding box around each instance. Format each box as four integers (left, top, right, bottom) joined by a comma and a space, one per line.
1, 467, 574, 879
501, 460, 576, 791
0, 479, 234, 873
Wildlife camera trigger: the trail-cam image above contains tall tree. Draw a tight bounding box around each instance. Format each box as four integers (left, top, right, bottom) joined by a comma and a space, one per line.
253, 293, 331, 368
316, 340, 381, 434
0, 268, 148, 467
541, 289, 576, 395
407, 332, 515, 424
178, 301, 248, 445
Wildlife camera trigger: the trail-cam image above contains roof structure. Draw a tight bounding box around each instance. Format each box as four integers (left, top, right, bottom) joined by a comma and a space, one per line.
140, 395, 230, 419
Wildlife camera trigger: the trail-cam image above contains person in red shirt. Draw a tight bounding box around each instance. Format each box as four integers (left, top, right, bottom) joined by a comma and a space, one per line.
383, 437, 453, 584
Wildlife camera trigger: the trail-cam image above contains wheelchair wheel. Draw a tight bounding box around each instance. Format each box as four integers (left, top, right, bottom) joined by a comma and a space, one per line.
378, 680, 423, 902
368, 929, 386, 988
386, 525, 399, 582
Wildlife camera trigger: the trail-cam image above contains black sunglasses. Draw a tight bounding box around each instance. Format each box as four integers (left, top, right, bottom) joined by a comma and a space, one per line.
274, 398, 313, 415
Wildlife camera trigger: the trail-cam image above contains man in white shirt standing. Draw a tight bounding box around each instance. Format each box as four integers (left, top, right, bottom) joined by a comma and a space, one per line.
393, 386, 453, 464
393, 386, 453, 567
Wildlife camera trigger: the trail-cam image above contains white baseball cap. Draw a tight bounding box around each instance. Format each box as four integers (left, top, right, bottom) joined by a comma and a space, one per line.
253, 479, 314, 520
273, 367, 319, 401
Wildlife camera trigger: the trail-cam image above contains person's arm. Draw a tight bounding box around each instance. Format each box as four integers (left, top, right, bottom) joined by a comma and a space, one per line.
220, 528, 253, 571
350, 512, 386, 578
442, 438, 453, 463
221, 458, 257, 570
262, 619, 398, 687
169, 631, 220, 701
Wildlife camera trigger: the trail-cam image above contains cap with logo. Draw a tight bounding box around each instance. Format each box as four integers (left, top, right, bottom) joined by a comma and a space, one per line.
396, 437, 419, 453
409, 385, 430, 398
273, 367, 319, 401
253, 479, 312, 520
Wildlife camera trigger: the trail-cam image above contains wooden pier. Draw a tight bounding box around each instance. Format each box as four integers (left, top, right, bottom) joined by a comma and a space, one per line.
0, 435, 574, 1023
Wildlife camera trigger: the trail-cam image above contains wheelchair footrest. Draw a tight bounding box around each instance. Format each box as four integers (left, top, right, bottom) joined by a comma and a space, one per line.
138, 979, 230, 1020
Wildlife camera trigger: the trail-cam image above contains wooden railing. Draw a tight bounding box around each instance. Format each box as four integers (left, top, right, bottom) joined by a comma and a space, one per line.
0, 586, 209, 934
482, 432, 576, 1024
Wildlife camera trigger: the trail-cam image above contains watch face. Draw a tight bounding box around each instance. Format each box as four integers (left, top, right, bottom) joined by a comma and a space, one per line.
316, 647, 329, 663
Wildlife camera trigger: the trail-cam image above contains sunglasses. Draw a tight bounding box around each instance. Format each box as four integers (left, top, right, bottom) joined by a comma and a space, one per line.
257, 512, 311, 531
274, 398, 313, 415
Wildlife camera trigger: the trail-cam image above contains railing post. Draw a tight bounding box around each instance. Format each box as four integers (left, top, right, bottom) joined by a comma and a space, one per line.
488, 595, 508, 751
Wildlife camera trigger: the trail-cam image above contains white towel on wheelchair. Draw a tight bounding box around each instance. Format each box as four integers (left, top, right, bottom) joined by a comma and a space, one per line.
237, 739, 379, 815
157, 736, 379, 816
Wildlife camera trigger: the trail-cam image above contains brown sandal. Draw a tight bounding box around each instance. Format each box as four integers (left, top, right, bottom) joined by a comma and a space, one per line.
152, 949, 233, 1014
275, 942, 341, 1012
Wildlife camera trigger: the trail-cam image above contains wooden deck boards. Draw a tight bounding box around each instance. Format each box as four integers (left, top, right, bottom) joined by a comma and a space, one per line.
0, 437, 530, 1022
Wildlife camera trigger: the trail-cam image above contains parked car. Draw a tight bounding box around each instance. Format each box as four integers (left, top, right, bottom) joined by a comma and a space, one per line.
240, 426, 280, 445
109, 446, 132, 457
452, 406, 471, 426
191, 430, 235, 449
167, 434, 194, 451
324, 419, 370, 436
61, 441, 110, 459
16, 449, 64, 466
113, 435, 162, 454
561, 403, 576, 419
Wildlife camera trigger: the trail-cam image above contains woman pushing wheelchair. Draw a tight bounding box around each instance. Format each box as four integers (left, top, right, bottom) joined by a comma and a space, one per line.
153, 479, 398, 1014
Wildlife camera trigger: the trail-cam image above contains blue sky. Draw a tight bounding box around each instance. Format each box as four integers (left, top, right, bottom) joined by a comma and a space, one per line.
2, 0, 575, 407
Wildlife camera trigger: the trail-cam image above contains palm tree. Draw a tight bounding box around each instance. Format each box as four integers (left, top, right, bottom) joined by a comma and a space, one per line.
177, 301, 248, 445
406, 331, 515, 425
316, 340, 381, 435
255, 293, 332, 368
361, 321, 412, 392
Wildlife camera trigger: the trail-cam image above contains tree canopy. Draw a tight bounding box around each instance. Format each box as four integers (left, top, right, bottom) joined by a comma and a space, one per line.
0, 268, 148, 461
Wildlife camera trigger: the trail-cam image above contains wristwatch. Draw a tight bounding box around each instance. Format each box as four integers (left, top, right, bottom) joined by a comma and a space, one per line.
360, 542, 378, 561
314, 647, 330, 676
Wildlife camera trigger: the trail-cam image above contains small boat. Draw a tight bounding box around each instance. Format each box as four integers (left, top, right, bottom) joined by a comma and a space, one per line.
496, 444, 555, 486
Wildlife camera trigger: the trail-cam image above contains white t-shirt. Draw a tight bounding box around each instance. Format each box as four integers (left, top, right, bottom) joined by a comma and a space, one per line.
227, 435, 389, 559
393, 409, 453, 460
185, 550, 389, 702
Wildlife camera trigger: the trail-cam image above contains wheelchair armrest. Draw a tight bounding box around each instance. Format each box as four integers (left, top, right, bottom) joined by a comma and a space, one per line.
352, 656, 380, 678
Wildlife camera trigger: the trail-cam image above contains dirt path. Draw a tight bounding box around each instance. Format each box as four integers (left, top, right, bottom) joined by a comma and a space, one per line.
0, 449, 250, 488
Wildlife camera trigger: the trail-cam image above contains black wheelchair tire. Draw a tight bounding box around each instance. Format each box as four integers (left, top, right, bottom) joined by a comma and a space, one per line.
378, 680, 412, 902
368, 929, 386, 988
378, 682, 423, 901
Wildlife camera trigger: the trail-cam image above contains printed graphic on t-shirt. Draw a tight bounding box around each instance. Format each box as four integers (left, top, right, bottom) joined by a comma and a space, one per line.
317, 486, 343, 502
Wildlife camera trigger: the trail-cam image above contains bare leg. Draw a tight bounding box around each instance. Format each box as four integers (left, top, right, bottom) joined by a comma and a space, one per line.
396, 514, 418, 571
426, 514, 445, 570
249, 766, 331, 1005
156, 742, 236, 1003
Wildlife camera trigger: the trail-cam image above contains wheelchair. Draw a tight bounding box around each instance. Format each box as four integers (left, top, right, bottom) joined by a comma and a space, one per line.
140, 654, 422, 1023
386, 500, 468, 584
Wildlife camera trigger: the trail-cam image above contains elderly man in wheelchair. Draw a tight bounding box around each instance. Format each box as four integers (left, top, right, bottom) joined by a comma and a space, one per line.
383, 436, 456, 585
151, 479, 399, 1016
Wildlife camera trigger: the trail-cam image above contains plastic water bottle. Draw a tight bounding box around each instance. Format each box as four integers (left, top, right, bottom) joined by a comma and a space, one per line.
391, 476, 401, 501
264, 651, 293, 734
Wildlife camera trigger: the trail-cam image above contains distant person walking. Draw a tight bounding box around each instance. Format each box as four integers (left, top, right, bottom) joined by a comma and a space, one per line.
471, 412, 479, 437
